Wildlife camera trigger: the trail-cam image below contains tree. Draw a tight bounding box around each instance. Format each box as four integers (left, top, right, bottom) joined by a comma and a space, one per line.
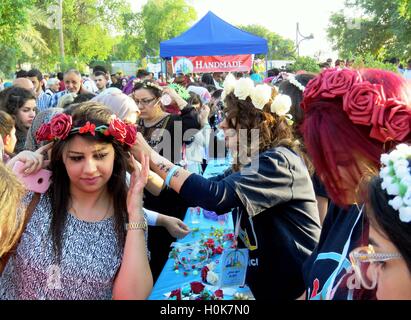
288, 56, 320, 73
0, 0, 33, 47
327, 0, 411, 61
237, 24, 296, 60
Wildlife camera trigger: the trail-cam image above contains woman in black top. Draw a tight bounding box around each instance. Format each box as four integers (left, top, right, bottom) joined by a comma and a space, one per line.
135, 76, 321, 299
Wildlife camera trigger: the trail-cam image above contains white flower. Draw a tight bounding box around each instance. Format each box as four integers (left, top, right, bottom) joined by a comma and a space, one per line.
399, 206, 411, 223
388, 196, 403, 211
206, 262, 216, 271
250, 84, 272, 110
270, 94, 292, 116
379, 167, 391, 179
233, 78, 254, 100
380, 153, 390, 166
389, 150, 402, 161
394, 159, 409, 170
289, 77, 305, 92
395, 143, 411, 155
401, 175, 411, 186
395, 165, 410, 179
223, 73, 236, 95
403, 189, 411, 206
206, 270, 219, 285
387, 183, 400, 196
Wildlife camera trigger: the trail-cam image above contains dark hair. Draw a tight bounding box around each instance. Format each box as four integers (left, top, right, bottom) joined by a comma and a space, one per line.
57, 72, 64, 81
211, 89, 223, 100
136, 69, 150, 79
93, 71, 106, 78
0, 87, 36, 131
188, 92, 202, 109
27, 69, 43, 81
367, 176, 411, 273
201, 73, 214, 86
267, 69, 280, 77
132, 80, 162, 99
0, 110, 15, 137
73, 93, 96, 104
15, 70, 28, 78
93, 65, 107, 74
48, 102, 129, 261
224, 91, 300, 172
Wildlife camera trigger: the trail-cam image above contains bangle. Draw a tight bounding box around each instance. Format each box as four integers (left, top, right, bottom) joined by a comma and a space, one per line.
126, 218, 147, 231
165, 165, 179, 187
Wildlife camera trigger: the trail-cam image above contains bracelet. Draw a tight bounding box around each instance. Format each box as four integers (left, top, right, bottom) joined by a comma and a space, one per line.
165, 165, 179, 187
126, 218, 147, 231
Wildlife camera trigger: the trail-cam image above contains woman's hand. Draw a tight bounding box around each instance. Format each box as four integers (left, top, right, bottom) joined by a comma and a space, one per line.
7, 143, 53, 175
157, 214, 190, 239
127, 152, 149, 217
134, 132, 155, 160
198, 105, 210, 127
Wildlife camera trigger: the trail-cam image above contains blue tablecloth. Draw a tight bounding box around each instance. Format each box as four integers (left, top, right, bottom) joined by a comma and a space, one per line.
148, 158, 254, 300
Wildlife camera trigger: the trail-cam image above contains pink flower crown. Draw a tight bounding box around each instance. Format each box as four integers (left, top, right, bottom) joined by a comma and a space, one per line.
36, 113, 137, 147
301, 68, 411, 143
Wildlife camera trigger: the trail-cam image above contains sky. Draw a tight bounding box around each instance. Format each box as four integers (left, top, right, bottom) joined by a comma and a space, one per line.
130, 0, 349, 61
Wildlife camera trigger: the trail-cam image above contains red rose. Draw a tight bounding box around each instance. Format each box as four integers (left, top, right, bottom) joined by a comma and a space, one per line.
36, 123, 52, 142
50, 113, 72, 140
370, 100, 411, 142
213, 245, 223, 255
190, 281, 205, 294
204, 239, 215, 249
169, 288, 181, 300
343, 82, 386, 126
321, 69, 361, 99
79, 121, 96, 135
108, 117, 127, 143
214, 289, 224, 299
124, 124, 137, 146
201, 266, 209, 282
302, 74, 325, 107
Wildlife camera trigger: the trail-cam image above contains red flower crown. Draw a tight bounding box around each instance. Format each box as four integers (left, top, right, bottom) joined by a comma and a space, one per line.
301, 68, 411, 143
36, 113, 137, 147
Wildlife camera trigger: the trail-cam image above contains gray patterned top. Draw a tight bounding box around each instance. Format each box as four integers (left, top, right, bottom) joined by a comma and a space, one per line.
0, 192, 125, 300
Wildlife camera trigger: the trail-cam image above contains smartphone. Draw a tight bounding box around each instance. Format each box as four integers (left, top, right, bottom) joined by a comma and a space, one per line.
12, 160, 52, 193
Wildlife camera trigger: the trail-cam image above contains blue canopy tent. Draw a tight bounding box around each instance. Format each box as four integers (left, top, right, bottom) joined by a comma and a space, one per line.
160, 11, 268, 58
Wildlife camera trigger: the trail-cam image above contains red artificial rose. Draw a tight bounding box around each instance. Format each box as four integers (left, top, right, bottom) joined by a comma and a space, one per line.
214, 289, 224, 299
79, 121, 96, 136
302, 74, 324, 108
343, 82, 386, 126
320, 68, 361, 99
204, 239, 215, 249
370, 100, 411, 143
108, 117, 127, 143
225, 233, 234, 241
213, 245, 223, 255
190, 281, 205, 294
50, 113, 72, 140
201, 266, 209, 282
169, 288, 181, 300
124, 124, 137, 146
36, 123, 52, 142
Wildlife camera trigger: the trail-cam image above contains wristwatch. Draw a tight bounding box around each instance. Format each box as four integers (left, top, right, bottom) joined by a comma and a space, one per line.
126, 218, 147, 231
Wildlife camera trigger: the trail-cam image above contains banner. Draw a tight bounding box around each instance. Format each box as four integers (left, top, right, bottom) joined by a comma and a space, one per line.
172, 54, 253, 74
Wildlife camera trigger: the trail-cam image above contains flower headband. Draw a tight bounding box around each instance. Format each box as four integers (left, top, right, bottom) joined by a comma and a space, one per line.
133, 78, 164, 92
35, 113, 136, 147
379, 143, 411, 223
301, 68, 411, 143
288, 76, 305, 92
222, 73, 293, 122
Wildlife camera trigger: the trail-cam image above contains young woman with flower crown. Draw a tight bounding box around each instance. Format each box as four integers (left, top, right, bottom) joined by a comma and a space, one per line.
299, 68, 411, 300
134, 74, 322, 300
349, 144, 411, 300
0, 102, 153, 299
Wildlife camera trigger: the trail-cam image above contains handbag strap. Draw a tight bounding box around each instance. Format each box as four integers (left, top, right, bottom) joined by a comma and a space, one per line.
0, 192, 40, 274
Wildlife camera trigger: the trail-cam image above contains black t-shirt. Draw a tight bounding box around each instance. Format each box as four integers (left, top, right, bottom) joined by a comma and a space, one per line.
180, 146, 321, 300
302, 203, 375, 300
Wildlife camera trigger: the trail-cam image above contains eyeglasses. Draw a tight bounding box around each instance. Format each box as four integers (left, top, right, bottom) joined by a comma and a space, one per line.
133, 97, 157, 107
349, 245, 402, 290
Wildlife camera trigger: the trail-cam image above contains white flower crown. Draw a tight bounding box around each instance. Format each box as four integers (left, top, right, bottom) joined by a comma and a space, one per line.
222, 73, 293, 123
288, 76, 305, 92
379, 143, 411, 223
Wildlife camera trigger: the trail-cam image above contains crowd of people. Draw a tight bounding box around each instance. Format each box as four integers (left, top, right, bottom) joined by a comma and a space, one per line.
0, 60, 410, 300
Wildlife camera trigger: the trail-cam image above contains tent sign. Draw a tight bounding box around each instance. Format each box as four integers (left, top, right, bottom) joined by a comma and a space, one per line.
172, 55, 253, 73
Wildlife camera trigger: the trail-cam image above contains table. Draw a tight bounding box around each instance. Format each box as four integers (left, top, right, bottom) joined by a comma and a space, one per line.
148, 158, 254, 300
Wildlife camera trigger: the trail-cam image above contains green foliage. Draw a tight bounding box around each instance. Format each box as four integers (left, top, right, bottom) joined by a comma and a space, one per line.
0, 0, 33, 47
237, 24, 296, 60
352, 54, 399, 72
288, 56, 320, 73
327, 0, 411, 61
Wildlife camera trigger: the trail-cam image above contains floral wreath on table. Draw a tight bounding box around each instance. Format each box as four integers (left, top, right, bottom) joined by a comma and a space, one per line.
221, 73, 294, 125
35, 113, 137, 147
301, 68, 411, 144
379, 143, 411, 223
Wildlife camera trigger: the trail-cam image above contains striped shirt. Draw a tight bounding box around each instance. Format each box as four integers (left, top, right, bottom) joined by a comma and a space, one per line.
36, 91, 52, 112
48, 90, 67, 108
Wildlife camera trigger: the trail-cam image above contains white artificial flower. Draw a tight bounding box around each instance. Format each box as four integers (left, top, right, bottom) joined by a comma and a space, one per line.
402, 189, 411, 206
401, 175, 411, 186
223, 73, 236, 95
206, 270, 219, 285
379, 166, 391, 179
395, 143, 411, 155
399, 206, 411, 223
234, 77, 254, 100
394, 159, 409, 170
380, 153, 390, 166
270, 94, 292, 116
389, 150, 402, 161
206, 262, 216, 271
250, 84, 272, 110
387, 183, 400, 196
388, 196, 403, 211
395, 165, 410, 179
